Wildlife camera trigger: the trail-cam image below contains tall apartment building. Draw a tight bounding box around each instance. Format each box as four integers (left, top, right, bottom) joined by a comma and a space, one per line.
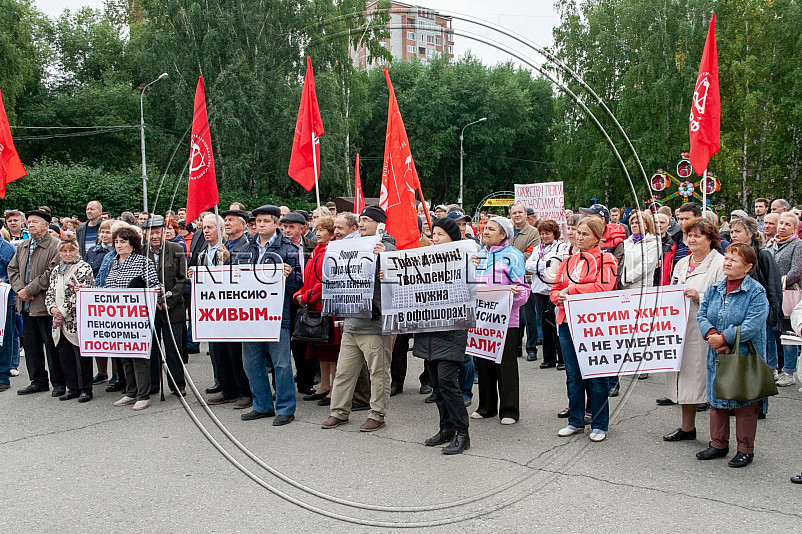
352, 1, 455, 70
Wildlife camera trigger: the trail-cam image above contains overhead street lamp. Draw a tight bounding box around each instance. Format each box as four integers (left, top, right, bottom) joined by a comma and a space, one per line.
459, 117, 487, 207
140, 72, 168, 216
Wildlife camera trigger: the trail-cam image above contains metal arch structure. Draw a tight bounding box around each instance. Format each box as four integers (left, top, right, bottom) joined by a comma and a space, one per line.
153, 8, 665, 529
471, 190, 515, 222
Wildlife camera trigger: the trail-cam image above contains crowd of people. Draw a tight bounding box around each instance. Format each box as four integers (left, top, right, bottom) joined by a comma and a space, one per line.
0, 196, 800, 481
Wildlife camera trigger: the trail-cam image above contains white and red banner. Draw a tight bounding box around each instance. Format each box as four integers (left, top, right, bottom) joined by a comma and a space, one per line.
466, 286, 513, 363
514, 181, 566, 223
0, 282, 10, 344
77, 288, 158, 358
192, 265, 285, 342
564, 286, 689, 378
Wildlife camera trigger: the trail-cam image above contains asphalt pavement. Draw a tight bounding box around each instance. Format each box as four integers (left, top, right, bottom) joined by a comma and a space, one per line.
2, 345, 801, 533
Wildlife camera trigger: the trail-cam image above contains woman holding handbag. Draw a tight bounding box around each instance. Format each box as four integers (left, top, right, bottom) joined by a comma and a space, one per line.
293, 216, 340, 404
696, 243, 770, 468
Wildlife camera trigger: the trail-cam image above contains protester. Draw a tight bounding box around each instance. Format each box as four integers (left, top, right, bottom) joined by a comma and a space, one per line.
9, 209, 62, 396
767, 211, 802, 386
754, 197, 769, 233
164, 218, 187, 254
472, 216, 530, 425
696, 243, 769, 467
5, 210, 29, 241
616, 210, 659, 290
0, 236, 17, 392
580, 204, 625, 251
45, 234, 95, 402
508, 203, 540, 362
84, 219, 114, 277
76, 201, 103, 257
661, 218, 723, 439
105, 225, 159, 411
671, 202, 703, 270
551, 217, 617, 442
653, 211, 676, 286
762, 212, 778, 241
525, 220, 566, 370
771, 199, 791, 214
413, 216, 471, 454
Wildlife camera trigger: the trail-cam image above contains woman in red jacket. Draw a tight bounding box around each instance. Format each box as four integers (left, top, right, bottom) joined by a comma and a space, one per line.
293, 216, 340, 404
550, 217, 618, 442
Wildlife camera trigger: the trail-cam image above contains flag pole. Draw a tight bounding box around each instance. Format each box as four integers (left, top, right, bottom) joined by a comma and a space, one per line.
702, 169, 708, 213
312, 132, 321, 212
417, 186, 434, 235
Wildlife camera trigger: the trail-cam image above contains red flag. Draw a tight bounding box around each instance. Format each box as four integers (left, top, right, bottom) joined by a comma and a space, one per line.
288, 56, 325, 191
380, 69, 421, 250
689, 14, 720, 176
186, 76, 219, 224
354, 154, 365, 214
0, 89, 27, 199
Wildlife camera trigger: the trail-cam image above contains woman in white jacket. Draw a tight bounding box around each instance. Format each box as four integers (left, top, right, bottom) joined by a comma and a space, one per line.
525, 220, 568, 369
618, 210, 660, 290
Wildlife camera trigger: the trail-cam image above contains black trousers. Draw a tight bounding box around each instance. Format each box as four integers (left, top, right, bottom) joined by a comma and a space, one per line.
22, 313, 61, 388
390, 333, 428, 387
149, 318, 186, 393
57, 337, 92, 394
426, 359, 469, 433
210, 341, 250, 399
534, 293, 563, 365
476, 327, 520, 421
289, 302, 316, 392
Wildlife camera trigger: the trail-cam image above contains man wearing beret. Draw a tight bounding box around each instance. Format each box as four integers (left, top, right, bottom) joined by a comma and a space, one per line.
281, 210, 318, 396
9, 210, 62, 396
321, 205, 397, 432
143, 216, 188, 397
236, 205, 303, 425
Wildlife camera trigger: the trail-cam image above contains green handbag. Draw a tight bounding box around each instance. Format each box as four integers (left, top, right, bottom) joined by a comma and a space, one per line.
715, 325, 779, 401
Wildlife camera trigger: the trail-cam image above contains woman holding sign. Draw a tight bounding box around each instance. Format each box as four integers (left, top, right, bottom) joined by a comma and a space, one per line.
551, 217, 618, 442
472, 217, 530, 425
695, 243, 769, 467
662, 218, 724, 442
45, 234, 95, 402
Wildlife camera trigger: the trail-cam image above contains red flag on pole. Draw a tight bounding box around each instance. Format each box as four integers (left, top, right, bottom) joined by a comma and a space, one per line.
380, 68, 421, 250
689, 14, 720, 176
288, 56, 325, 199
354, 154, 365, 215
0, 89, 27, 199
186, 76, 219, 224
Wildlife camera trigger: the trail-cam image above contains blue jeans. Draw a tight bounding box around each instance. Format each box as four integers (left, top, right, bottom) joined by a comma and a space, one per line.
559, 323, 609, 431
0, 304, 14, 384
767, 327, 779, 369
783, 344, 799, 374
11, 312, 21, 369
459, 352, 474, 401
241, 328, 296, 415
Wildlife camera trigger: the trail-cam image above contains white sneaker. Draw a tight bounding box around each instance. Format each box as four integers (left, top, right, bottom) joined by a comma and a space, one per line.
776, 372, 797, 387
9, 368, 19, 377
500, 417, 516, 425
132, 399, 151, 411
589, 429, 607, 442
558, 425, 584, 437
470, 411, 485, 419
113, 396, 136, 406
773, 369, 780, 381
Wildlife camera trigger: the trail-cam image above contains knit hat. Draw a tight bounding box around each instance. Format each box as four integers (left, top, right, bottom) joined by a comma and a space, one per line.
432, 217, 461, 243
360, 205, 387, 224
489, 216, 514, 241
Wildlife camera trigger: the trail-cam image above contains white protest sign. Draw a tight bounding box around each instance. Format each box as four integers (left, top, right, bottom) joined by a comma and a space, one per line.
564, 286, 689, 378
77, 288, 158, 358
321, 235, 379, 318
514, 182, 566, 223
192, 265, 285, 342
466, 286, 513, 363
0, 282, 10, 345
380, 241, 478, 334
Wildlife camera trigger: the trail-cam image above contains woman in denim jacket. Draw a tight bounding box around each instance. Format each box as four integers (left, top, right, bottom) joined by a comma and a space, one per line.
696, 243, 769, 468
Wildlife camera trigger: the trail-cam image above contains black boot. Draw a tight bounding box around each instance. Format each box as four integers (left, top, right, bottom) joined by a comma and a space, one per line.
424, 428, 455, 447
442, 432, 470, 455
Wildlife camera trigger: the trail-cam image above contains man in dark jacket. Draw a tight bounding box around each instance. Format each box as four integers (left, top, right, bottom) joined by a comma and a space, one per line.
76, 200, 103, 257
9, 210, 61, 396
143, 216, 188, 396
235, 205, 303, 425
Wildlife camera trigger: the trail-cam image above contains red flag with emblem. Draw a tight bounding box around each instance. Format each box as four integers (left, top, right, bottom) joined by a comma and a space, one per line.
0, 89, 27, 199
688, 14, 720, 176
186, 76, 219, 223
380, 69, 421, 250
288, 56, 325, 192
354, 154, 365, 214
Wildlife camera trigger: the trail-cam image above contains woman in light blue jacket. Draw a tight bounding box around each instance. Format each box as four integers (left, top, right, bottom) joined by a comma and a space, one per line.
696, 243, 769, 468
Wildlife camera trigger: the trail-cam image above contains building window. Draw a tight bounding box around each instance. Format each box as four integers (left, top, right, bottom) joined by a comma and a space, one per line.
407, 45, 415, 53
448, 45, 453, 54
407, 17, 415, 27
420, 34, 424, 42
419, 47, 426, 55
446, 32, 453, 42
407, 31, 415, 40
436, 37, 441, 45
427, 35, 435, 44
426, 49, 433, 58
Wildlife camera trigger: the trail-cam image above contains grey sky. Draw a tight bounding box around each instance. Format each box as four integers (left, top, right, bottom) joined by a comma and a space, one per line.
34, 0, 561, 66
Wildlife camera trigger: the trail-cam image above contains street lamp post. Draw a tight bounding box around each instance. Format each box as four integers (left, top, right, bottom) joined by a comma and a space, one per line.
140, 72, 168, 216
459, 117, 487, 207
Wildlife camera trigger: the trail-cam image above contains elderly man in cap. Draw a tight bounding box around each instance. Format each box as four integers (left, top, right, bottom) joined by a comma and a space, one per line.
142, 216, 188, 396
321, 205, 397, 432
281, 210, 318, 395
434, 205, 448, 219
221, 208, 250, 264
325, 201, 338, 215
9, 209, 62, 395
235, 205, 303, 425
